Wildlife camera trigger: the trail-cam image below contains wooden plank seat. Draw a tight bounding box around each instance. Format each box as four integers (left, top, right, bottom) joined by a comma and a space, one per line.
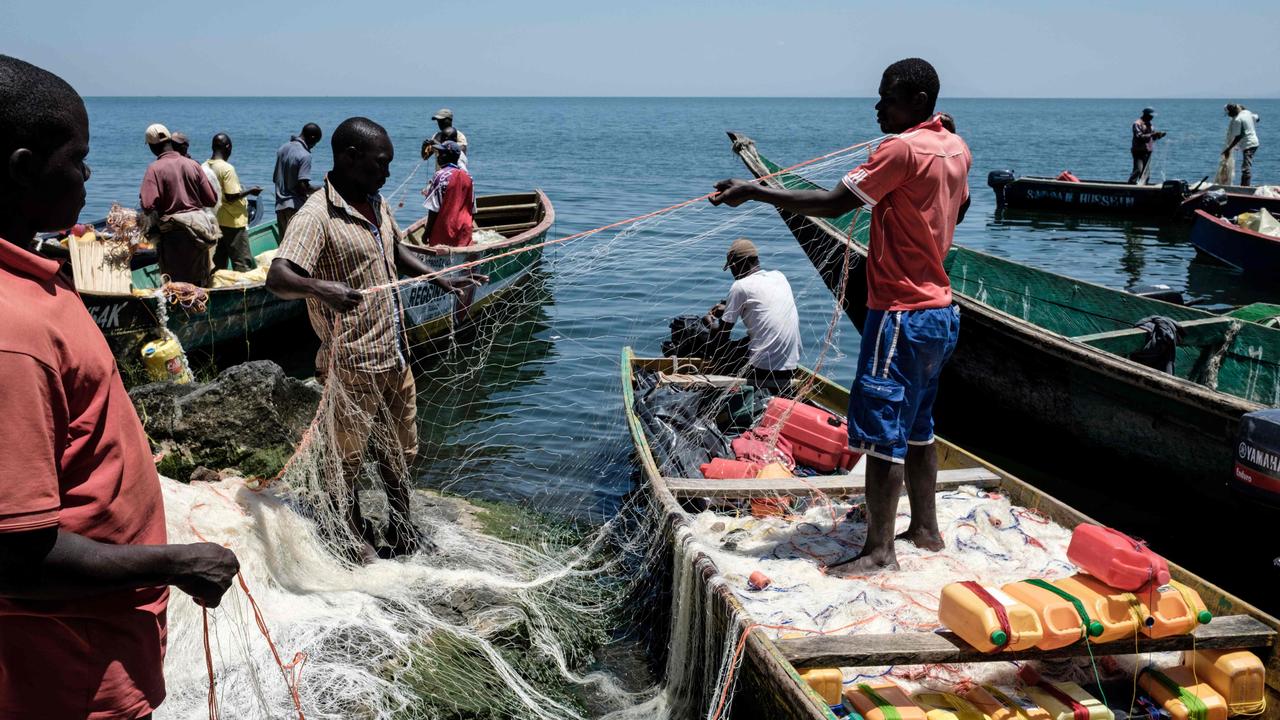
666, 467, 1000, 499
1071, 317, 1241, 356
474, 202, 540, 217
778, 614, 1275, 669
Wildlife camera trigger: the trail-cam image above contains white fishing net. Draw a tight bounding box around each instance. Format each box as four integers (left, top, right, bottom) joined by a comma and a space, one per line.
142, 136, 1120, 720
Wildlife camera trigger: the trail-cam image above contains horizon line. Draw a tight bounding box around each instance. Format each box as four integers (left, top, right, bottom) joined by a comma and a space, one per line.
81, 95, 1280, 101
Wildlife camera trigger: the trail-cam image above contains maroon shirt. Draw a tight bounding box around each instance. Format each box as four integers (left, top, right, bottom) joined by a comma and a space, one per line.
139, 150, 217, 215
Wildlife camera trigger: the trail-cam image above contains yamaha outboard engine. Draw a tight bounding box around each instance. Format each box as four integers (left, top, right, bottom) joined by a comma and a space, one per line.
1234, 409, 1280, 506
1161, 179, 1188, 198
988, 170, 1016, 207
1197, 188, 1229, 215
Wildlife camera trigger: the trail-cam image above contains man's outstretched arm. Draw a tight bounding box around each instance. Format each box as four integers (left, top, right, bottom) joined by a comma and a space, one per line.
710, 178, 864, 218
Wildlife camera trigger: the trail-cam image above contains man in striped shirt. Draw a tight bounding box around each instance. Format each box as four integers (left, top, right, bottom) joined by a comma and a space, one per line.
266, 117, 482, 562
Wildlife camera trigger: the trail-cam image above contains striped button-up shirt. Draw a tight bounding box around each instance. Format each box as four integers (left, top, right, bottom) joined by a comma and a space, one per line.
275, 177, 407, 377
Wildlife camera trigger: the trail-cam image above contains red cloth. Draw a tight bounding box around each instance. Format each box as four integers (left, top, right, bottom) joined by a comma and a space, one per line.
425, 165, 475, 247
0, 238, 169, 719
139, 150, 217, 215
842, 115, 972, 311
1057, 170, 1081, 182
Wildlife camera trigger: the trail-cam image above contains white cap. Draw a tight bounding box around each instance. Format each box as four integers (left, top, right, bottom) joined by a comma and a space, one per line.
144, 123, 172, 146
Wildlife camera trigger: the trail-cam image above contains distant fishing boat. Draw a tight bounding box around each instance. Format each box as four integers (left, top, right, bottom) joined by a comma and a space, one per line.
399, 190, 554, 343
1191, 209, 1280, 278
987, 172, 1280, 219
728, 132, 1280, 512
621, 347, 1280, 720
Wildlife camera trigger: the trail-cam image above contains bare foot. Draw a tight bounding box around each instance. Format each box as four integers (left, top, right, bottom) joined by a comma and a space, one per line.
895, 526, 945, 552
827, 547, 900, 576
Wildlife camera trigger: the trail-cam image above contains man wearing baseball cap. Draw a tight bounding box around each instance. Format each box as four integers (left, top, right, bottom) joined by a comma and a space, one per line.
704, 237, 801, 394
139, 123, 220, 285
420, 140, 474, 248
421, 108, 469, 169
1128, 107, 1166, 184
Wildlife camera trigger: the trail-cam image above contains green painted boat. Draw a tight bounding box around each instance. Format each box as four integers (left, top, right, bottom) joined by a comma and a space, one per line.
622, 348, 1280, 720
67, 191, 553, 361
727, 132, 1280, 520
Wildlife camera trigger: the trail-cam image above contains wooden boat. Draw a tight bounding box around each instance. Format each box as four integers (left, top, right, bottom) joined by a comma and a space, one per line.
728, 133, 1280, 606
622, 348, 1280, 720
399, 191, 554, 343
1191, 209, 1280, 278
37, 192, 553, 360
988, 172, 1280, 219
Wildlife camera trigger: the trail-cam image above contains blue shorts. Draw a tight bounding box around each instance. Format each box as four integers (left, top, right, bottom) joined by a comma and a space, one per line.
847, 305, 960, 463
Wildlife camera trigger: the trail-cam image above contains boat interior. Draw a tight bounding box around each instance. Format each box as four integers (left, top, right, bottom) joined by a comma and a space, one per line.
403, 192, 548, 247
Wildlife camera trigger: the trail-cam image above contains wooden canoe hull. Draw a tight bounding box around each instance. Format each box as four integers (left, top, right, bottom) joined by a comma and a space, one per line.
1191, 209, 1280, 277
621, 349, 1280, 720
989, 173, 1188, 217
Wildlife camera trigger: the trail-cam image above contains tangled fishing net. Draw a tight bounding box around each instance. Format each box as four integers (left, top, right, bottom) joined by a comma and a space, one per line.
146, 135, 1095, 720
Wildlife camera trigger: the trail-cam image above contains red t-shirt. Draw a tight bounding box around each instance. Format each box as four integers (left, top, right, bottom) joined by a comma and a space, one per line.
0, 238, 169, 719
423, 164, 475, 247
842, 115, 972, 311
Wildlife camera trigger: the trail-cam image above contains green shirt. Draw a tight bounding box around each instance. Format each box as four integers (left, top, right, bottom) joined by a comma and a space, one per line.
204, 158, 248, 228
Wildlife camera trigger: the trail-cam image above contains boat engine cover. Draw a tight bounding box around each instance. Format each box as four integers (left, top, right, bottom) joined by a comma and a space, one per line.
988, 170, 1015, 189
1234, 409, 1280, 504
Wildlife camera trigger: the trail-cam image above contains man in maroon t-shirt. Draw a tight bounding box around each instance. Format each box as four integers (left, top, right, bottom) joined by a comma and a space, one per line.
711, 58, 971, 573
0, 54, 239, 720
420, 140, 475, 249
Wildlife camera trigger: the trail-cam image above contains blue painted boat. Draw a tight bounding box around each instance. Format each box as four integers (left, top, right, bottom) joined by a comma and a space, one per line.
1190, 209, 1280, 278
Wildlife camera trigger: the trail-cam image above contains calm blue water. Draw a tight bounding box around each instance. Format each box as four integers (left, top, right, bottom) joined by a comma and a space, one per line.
80, 97, 1280, 519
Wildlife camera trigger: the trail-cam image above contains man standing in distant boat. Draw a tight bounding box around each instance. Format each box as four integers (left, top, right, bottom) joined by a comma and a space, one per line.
421, 140, 475, 249
1223, 104, 1261, 187
421, 108, 469, 169
1128, 107, 1166, 185
705, 237, 801, 395
139, 123, 221, 286
710, 58, 971, 573
205, 133, 263, 271
266, 117, 484, 563
0, 53, 239, 720
273, 123, 322, 236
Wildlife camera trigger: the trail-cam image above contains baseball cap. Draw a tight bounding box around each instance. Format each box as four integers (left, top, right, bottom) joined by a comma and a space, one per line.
1142, 107, 1156, 117
432, 108, 453, 121
144, 123, 172, 145
433, 140, 462, 155
171, 132, 189, 146
724, 237, 759, 270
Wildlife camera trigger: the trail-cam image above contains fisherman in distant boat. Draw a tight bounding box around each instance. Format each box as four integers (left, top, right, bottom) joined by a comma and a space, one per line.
273, 123, 322, 236
0, 54, 239, 720
420, 140, 475, 250
1128, 107, 1166, 185
139, 123, 221, 286
704, 237, 801, 395
265, 117, 485, 564
205, 133, 263, 272
421, 108, 469, 170
710, 57, 971, 573
1223, 104, 1261, 187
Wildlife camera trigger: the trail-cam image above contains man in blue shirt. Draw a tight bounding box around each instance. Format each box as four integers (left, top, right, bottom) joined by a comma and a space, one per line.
273, 123, 322, 235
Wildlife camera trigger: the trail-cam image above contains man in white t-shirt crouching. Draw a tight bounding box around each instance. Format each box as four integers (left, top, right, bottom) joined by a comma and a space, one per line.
705, 237, 801, 394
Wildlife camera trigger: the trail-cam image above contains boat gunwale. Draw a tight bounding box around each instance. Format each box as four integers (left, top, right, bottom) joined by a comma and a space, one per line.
1194, 208, 1280, 245
728, 133, 1266, 416
621, 347, 1280, 718
1012, 176, 1186, 191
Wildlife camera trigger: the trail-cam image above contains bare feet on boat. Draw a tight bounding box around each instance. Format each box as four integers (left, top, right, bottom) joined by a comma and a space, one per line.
827, 547, 899, 575
895, 526, 944, 552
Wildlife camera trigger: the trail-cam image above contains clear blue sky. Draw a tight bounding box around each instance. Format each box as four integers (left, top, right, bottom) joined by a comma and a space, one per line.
4, 0, 1276, 98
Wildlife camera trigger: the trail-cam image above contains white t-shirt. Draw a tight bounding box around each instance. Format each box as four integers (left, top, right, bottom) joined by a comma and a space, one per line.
722, 269, 801, 371
1227, 111, 1260, 151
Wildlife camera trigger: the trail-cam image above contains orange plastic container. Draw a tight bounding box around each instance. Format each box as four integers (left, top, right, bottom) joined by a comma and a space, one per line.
913, 691, 993, 720
845, 681, 929, 720
1136, 580, 1213, 638
757, 397, 860, 471
750, 462, 791, 518
1021, 680, 1113, 720
700, 457, 761, 479
1050, 574, 1141, 644
1182, 650, 1266, 716
1002, 579, 1103, 650
1138, 666, 1228, 720
1067, 523, 1170, 591
799, 668, 844, 706
938, 581, 1044, 652
961, 685, 1052, 720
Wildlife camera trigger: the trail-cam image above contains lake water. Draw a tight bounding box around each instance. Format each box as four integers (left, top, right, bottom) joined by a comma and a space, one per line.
81, 97, 1279, 608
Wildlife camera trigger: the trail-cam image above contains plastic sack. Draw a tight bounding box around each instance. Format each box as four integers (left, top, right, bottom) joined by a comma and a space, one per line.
1239, 208, 1280, 238
1214, 152, 1235, 186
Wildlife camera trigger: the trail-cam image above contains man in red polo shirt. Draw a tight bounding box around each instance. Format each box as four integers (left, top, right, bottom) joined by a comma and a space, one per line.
711, 58, 971, 573
0, 55, 240, 720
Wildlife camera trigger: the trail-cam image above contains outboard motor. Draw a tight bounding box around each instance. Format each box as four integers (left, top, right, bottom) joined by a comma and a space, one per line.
1161, 179, 1189, 198
1234, 409, 1280, 506
988, 170, 1016, 207
1198, 188, 1229, 215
